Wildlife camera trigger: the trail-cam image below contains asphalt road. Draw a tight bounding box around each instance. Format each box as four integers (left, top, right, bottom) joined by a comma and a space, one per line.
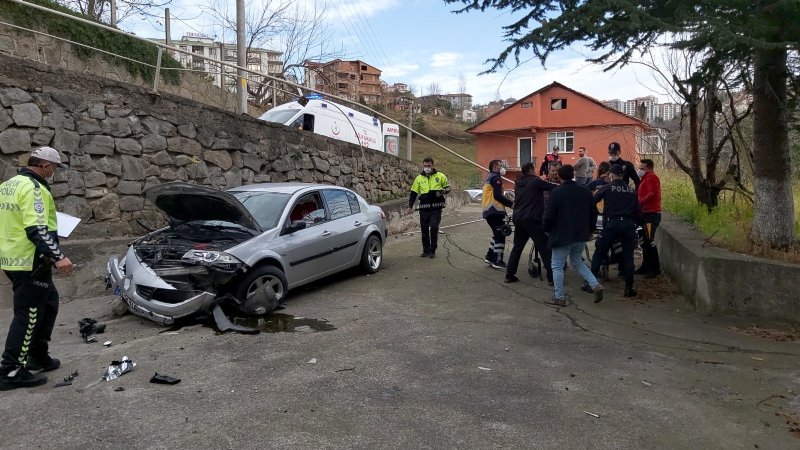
1, 204, 799, 449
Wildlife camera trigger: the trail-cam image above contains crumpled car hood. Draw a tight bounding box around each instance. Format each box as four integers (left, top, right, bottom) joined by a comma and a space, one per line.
145, 182, 262, 233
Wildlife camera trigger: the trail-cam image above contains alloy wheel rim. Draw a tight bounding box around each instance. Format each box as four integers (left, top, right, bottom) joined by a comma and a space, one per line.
368, 241, 382, 269
248, 275, 284, 301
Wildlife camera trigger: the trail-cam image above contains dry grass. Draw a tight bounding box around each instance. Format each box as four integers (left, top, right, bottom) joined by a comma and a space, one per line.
727, 324, 800, 342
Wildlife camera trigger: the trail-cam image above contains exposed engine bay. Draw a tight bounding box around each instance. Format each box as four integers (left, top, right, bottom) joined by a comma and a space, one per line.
133, 225, 251, 295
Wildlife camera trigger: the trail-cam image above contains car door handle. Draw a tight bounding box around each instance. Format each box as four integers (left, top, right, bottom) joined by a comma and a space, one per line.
322, 230, 332, 236
354, 221, 362, 227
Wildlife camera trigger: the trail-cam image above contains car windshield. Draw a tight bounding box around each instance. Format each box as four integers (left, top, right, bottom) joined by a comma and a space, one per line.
259, 109, 299, 125
230, 191, 291, 230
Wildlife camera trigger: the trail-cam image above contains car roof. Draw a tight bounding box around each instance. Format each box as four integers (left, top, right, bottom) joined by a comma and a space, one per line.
227, 182, 347, 195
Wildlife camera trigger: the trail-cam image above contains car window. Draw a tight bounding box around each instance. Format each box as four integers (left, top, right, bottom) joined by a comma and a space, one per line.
289, 192, 326, 226
323, 189, 355, 220
346, 191, 361, 214
230, 191, 290, 230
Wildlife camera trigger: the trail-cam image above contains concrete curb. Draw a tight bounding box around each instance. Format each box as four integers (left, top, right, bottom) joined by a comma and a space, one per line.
656, 212, 800, 324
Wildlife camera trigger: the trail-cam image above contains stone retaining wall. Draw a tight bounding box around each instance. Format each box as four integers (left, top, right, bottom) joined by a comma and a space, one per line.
0, 54, 419, 238
656, 213, 800, 324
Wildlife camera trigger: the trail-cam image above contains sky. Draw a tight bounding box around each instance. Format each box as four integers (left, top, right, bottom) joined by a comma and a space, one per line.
118, 0, 673, 105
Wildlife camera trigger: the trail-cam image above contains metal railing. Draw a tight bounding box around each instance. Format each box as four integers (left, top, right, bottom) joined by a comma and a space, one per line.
6, 0, 495, 179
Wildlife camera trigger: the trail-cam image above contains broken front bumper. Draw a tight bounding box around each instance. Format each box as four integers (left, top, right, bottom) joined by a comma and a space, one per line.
106, 246, 218, 325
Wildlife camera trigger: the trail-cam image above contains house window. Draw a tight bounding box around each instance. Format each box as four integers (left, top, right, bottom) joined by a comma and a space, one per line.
550, 98, 567, 110
547, 131, 574, 153
518, 138, 532, 167
521, 102, 532, 109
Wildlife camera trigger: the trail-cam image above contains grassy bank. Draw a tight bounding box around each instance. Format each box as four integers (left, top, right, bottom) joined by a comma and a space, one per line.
661, 171, 800, 264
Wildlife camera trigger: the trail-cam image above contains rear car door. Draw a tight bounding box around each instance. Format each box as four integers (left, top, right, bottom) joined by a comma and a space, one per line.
322, 188, 366, 268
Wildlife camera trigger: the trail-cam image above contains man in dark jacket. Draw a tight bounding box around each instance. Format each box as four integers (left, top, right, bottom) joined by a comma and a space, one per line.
505, 162, 558, 285
539, 145, 563, 177
607, 142, 640, 188
542, 165, 603, 306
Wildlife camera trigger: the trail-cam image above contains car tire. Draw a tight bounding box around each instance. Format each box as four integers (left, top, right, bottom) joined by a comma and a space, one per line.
360, 234, 383, 274
234, 265, 287, 315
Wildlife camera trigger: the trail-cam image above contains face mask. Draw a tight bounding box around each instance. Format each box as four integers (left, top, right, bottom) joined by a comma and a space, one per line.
43, 164, 55, 182
636, 169, 645, 178
423, 167, 432, 174
499, 167, 507, 176
609, 155, 619, 162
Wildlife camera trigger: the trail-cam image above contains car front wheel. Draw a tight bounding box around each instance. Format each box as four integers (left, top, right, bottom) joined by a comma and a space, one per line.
360, 235, 383, 274
234, 265, 287, 315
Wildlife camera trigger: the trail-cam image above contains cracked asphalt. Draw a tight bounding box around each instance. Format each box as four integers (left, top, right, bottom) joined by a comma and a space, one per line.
1, 203, 799, 449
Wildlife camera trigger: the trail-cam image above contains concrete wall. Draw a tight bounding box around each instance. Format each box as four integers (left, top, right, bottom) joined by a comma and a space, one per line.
0, 54, 420, 239
656, 213, 800, 323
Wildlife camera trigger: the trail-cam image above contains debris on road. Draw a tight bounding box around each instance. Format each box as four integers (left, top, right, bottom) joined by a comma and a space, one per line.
103, 341, 112, 347
104, 357, 135, 381
54, 370, 78, 388
114, 387, 125, 392
583, 411, 600, 418
642, 380, 652, 387
211, 305, 259, 335
308, 358, 317, 364
150, 373, 181, 385
478, 367, 492, 371
79, 318, 106, 343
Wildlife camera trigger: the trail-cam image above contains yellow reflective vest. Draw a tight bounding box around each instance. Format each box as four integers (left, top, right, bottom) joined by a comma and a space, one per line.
0, 173, 59, 271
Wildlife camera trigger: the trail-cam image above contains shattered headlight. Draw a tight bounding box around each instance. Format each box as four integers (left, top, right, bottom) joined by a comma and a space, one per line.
181, 250, 243, 271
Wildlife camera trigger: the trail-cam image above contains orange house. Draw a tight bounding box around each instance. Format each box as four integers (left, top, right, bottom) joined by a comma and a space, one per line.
468, 82, 651, 187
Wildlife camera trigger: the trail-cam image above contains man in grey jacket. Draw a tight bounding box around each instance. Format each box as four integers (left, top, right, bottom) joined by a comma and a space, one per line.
574, 146, 596, 186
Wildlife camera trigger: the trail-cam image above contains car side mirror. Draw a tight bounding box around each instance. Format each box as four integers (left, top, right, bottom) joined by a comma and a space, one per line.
285, 220, 307, 234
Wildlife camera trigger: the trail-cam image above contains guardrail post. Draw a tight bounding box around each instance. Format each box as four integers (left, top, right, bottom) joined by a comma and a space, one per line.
153, 47, 163, 94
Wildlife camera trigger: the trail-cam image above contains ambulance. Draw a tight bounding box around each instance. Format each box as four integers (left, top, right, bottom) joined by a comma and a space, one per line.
259, 94, 401, 157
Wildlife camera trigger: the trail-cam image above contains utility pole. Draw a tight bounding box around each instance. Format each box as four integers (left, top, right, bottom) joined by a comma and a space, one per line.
110, 0, 117, 27
407, 100, 413, 161
236, 0, 247, 115
164, 8, 171, 46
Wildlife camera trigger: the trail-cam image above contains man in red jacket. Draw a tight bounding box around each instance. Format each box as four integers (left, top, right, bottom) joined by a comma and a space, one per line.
636, 159, 661, 278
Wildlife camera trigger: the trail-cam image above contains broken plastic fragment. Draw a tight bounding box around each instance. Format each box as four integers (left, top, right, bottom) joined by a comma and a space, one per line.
103, 341, 112, 347
211, 305, 259, 335
104, 356, 136, 381
150, 372, 181, 385
307, 358, 317, 364
478, 367, 492, 371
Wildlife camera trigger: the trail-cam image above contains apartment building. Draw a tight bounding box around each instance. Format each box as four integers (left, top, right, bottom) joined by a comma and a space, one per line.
603, 95, 682, 123
154, 33, 284, 96
304, 60, 383, 104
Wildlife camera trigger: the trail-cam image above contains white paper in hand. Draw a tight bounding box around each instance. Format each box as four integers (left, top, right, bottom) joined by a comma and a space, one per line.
56, 212, 81, 238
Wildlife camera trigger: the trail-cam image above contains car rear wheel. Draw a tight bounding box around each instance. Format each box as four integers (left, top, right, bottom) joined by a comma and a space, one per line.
234, 265, 287, 315
360, 235, 382, 274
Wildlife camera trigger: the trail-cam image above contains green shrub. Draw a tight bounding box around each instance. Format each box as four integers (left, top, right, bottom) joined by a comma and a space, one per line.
0, 0, 182, 84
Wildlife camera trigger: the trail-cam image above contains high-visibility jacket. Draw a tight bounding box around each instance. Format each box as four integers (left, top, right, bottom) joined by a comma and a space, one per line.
0, 170, 63, 271
409, 170, 450, 210
482, 171, 513, 218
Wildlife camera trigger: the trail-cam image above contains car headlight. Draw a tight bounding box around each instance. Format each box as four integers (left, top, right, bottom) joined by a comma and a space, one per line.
181, 250, 242, 269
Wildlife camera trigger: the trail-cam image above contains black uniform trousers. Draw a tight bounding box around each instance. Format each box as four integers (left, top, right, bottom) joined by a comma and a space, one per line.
591, 218, 637, 289
506, 219, 552, 281
1, 263, 59, 372
419, 208, 443, 253
639, 212, 661, 274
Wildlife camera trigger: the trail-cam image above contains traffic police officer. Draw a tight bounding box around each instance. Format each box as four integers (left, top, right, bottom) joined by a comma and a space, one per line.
0, 146, 74, 391
407, 157, 450, 258
590, 164, 641, 297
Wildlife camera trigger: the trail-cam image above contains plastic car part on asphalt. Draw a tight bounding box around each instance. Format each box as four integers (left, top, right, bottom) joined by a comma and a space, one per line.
104, 357, 135, 381
150, 372, 181, 385
211, 305, 259, 335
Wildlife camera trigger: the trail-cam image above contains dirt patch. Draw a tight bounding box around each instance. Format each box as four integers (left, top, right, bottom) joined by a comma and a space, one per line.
727, 324, 800, 342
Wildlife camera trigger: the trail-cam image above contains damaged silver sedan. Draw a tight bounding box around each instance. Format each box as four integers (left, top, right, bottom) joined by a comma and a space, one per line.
106, 182, 387, 325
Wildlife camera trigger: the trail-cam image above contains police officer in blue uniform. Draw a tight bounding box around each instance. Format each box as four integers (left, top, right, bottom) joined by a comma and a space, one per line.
589, 164, 641, 298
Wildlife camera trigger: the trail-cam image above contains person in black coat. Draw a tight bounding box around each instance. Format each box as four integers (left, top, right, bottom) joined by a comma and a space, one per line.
542, 165, 604, 306
504, 162, 559, 285
607, 142, 640, 188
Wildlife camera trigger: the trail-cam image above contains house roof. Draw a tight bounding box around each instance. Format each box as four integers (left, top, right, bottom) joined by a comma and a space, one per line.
467, 81, 651, 133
